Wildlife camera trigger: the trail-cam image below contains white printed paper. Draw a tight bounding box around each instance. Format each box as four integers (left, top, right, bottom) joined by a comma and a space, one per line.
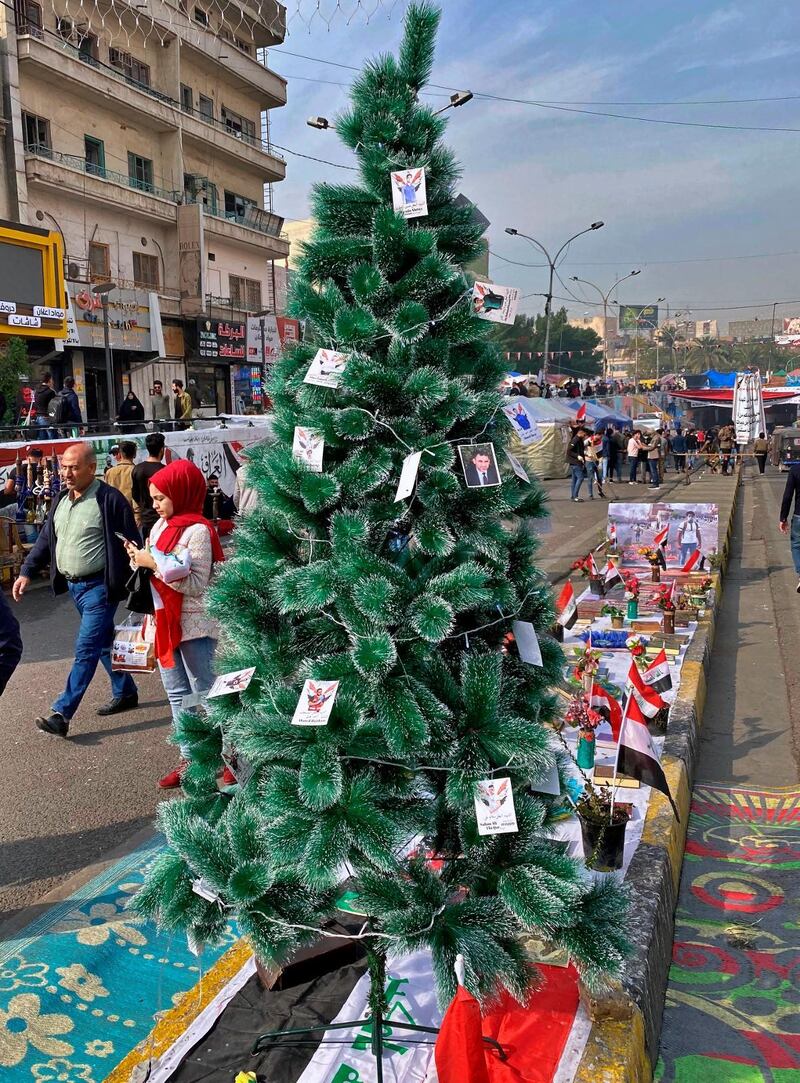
503, 402, 542, 446
505, 449, 531, 482
304, 348, 348, 389
394, 450, 423, 502
511, 620, 543, 665
390, 166, 428, 219
474, 777, 519, 836
292, 680, 339, 726
531, 762, 561, 796
207, 667, 256, 698
472, 282, 520, 325
293, 427, 325, 472
192, 877, 221, 903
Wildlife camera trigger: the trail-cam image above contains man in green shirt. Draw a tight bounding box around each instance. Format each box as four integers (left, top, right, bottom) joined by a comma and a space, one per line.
13, 443, 141, 737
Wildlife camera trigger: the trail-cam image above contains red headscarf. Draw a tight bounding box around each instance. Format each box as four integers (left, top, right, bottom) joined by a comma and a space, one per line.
148, 459, 225, 667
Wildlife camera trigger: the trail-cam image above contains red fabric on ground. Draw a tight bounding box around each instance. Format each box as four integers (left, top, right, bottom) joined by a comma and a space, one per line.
435, 985, 492, 1083
481, 964, 580, 1083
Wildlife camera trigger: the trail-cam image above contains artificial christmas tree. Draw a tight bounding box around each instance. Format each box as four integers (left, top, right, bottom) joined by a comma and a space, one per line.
133, 0, 628, 1035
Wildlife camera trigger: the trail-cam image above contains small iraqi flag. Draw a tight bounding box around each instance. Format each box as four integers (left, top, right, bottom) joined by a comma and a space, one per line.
590, 683, 623, 741
575, 403, 587, 422
617, 691, 680, 820
625, 659, 666, 719
644, 648, 673, 693
682, 548, 702, 571
587, 551, 601, 577
556, 580, 578, 629
608, 522, 617, 546
604, 560, 623, 590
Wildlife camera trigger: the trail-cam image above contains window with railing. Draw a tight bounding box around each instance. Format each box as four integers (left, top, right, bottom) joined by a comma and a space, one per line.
109, 47, 150, 88
22, 111, 50, 153
133, 252, 159, 290
229, 274, 261, 311
14, 0, 42, 37
180, 84, 193, 113
89, 241, 110, 281
128, 152, 154, 193
224, 190, 256, 223
198, 94, 214, 121
221, 106, 256, 142
84, 135, 105, 176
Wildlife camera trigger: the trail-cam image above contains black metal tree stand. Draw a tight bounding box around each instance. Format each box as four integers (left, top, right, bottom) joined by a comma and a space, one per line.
251, 942, 506, 1082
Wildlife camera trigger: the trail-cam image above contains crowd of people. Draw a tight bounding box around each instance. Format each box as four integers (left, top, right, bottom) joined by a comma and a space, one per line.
508, 375, 668, 399
565, 421, 747, 502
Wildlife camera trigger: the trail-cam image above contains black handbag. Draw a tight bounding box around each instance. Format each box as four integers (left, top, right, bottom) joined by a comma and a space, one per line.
125, 566, 155, 615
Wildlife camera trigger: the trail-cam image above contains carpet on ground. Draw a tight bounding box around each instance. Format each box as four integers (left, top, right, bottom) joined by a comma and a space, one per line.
0, 835, 238, 1082
657, 784, 800, 1082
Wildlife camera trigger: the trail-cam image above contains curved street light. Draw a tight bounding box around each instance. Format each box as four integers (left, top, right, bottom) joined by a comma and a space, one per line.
569, 270, 640, 381
504, 222, 604, 381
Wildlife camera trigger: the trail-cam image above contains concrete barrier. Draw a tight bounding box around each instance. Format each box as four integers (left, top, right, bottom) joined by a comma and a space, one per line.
573, 468, 741, 1082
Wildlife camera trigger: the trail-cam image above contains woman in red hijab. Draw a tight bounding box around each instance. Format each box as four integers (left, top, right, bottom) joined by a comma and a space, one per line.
124, 459, 224, 789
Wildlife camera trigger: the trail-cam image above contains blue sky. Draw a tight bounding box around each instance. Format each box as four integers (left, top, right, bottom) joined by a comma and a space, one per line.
268, 1, 800, 332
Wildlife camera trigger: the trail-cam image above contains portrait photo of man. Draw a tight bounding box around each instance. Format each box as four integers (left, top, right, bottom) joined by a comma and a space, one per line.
459, 443, 501, 488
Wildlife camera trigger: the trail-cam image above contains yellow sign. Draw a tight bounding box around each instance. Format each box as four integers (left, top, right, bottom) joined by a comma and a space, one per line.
0, 219, 67, 339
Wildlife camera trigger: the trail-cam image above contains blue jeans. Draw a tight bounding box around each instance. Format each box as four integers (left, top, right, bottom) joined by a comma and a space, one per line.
648, 459, 661, 486
35, 415, 56, 440
53, 579, 137, 720
680, 542, 698, 565
586, 462, 602, 496
791, 516, 800, 575
158, 636, 216, 724
570, 464, 585, 499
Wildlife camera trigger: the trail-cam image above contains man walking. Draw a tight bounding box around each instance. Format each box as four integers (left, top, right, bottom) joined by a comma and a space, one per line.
149, 380, 172, 426
648, 429, 664, 489
172, 379, 193, 430
105, 440, 137, 508
718, 424, 734, 475
753, 432, 769, 475
567, 425, 587, 502
34, 372, 56, 438
12, 443, 140, 736
779, 460, 800, 593
671, 428, 688, 474
131, 432, 165, 539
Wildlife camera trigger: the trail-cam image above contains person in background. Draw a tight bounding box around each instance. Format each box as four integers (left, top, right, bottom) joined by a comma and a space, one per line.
59, 377, 83, 435
612, 426, 626, 482
33, 373, 56, 438
0, 589, 22, 695
677, 510, 702, 565
671, 428, 688, 474
123, 459, 224, 788
718, 423, 734, 475
149, 380, 172, 426
172, 380, 193, 430
779, 459, 800, 593
583, 432, 605, 499
16, 375, 34, 426
233, 460, 259, 516
131, 432, 165, 539
105, 441, 138, 509
12, 443, 140, 736
202, 473, 235, 522
753, 431, 769, 475
116, 391, 145, 433
647, 429, 664, 489
627, 430, 644, 484
567, 425, 587, 502
686, 428, 698, 471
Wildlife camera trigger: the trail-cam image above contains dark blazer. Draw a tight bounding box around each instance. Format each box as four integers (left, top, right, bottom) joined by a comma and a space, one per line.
780, 463, 800, 523
465, 462, 499, 487
0, 589, 22, 695
21, 481, 140, 602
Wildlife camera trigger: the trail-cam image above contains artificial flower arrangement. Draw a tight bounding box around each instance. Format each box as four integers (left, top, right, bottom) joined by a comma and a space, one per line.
637, 546, 662, 567
572, 643, 602, 684
654, 585, 676, 612
626, 633, 649, 670
699, 576, 713, 592
564, 692, 603, 769
570, 555, 592, 578
622, 571, 641, 599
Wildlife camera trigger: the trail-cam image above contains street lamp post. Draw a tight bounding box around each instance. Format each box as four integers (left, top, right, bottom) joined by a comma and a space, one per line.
633, 298, 665, 388
569, 270, 640, 382
505, 222, 604, 384
91, 280, 117, 425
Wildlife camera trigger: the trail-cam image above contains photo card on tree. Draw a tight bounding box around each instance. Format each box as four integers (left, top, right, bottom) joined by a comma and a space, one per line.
458, 442, 501, 488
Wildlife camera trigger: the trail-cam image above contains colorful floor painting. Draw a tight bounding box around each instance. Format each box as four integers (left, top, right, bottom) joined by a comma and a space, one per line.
0, 835, 238, 1082
656, 784, 800, 1083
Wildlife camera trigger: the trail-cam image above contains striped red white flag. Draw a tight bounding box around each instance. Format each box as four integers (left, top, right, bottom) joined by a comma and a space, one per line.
617, 690, 679, 820
682, 549, 701, 571
625, 659, 666, 718
556, 580, 578, 629
644, 648, 672, 693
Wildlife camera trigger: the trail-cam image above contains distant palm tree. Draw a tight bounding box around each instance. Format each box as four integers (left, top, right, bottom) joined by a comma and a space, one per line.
686, 337, 733, 372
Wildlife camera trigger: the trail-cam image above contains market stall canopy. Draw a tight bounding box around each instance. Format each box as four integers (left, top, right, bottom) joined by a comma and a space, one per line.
564, 399, 633, 428
704, 370, 737, 388
670, 388, 800, 407
504, 395, 572, 478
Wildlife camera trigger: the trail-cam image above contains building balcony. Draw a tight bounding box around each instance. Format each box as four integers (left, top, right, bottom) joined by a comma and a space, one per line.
187, 199, 289, 257
180, 112, 285, 183
25, 148, 179, 224
16, 32, 179, 134
182, 37, 286, 111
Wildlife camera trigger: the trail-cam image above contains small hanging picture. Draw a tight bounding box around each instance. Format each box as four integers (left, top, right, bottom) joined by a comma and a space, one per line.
292, 427, 325, 472
304, 348, 348, 389
474, 776, 519, 836
292, 679, 340, 726
504, 449, 531, 483
458, 443, 501, 488
503, 402, 541, 447
511, 620, 543, 665
472, 282, 520, 325
207, 667, 256, 698
390, 166, 428, 219
394, 450, 423, 502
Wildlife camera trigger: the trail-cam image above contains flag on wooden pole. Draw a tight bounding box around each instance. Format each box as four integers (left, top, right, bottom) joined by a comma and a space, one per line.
556, 581, 578, 629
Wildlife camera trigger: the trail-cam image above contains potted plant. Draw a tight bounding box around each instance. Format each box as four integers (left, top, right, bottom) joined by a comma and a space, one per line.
576, 780, 632, 872
564, 693, 603, 770
572, 554, 605, 598
626, 633, 649, 671
572, 643, 602, 694
655, 584, 676, 634
601, 603, 625, 629
638, 546, 662, 582
622, 572, 640, 620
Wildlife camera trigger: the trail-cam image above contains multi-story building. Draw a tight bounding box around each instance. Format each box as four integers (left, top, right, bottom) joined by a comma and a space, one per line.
0, 0, 291, 419
728, 318, 775, 343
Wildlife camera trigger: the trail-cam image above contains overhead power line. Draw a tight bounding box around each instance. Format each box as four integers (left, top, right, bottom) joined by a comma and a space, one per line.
490, 248, 800, 269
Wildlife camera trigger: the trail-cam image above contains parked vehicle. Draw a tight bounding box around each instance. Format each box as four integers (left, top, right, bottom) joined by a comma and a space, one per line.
772, 427, 800, 471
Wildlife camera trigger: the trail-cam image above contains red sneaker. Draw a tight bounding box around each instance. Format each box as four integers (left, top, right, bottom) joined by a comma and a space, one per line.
158, 760, 188, 789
